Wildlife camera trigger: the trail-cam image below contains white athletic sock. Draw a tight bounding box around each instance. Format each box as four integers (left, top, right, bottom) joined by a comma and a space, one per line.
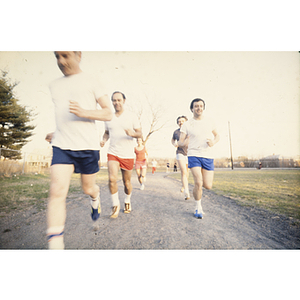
47, 226, 64, 250
111, 192, 120, 207
184, 188, 190, 196
125, 194, 131, 204
195, 199, 202, 212
90, 193, 100, 209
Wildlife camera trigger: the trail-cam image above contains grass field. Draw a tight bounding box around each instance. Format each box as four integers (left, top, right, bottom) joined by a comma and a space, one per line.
0, 172, 109, 215
170, 169, 300, 220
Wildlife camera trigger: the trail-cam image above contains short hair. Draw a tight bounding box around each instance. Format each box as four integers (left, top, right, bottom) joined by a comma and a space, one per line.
176, 116, 188, 124
111, 91, 126, 101
53, 51, 81, 56
190, 98, 205, 111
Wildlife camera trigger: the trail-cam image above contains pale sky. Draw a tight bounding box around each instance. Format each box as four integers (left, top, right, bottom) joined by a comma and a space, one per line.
0, 51, 299, 160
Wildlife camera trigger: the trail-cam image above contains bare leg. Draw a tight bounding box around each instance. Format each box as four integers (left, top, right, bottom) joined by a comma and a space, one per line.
81, 173, 99, 198
81, 173, 100, 220
177, 159, 189, 198
141, 167, 147, 182
136, 168, 142, 184
190, 166, 205, 218
108, 160, 120, 195
121, 168, 133, 196
107, 160, 121, 217
47, 164, 74, 249
121, 168, 133, 213
190, 167, 203, 200
202, 169, 214, 190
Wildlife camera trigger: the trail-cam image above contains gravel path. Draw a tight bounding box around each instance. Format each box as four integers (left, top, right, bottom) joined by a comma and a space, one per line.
1, 172, 299, 249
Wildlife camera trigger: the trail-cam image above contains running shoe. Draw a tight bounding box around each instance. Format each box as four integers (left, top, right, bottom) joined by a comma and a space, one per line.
124, 203, 131, 214
110, 205, 120, 219
140, 184, 145, 190
91, 202, 101, 221
194, 209, 203, 219
185, 193, 190, 200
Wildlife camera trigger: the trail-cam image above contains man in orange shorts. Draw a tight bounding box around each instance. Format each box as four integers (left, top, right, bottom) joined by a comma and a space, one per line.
100, 91, 142, 218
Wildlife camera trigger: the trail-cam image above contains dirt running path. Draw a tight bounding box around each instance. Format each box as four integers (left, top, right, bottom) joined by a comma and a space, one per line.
0, 172, 299, 249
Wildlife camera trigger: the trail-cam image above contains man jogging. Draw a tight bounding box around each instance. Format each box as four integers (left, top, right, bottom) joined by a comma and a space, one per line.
178, 98, 220, 219
45, 51, 112, 249
171, 115, 190, 200
100, 91, 142, 218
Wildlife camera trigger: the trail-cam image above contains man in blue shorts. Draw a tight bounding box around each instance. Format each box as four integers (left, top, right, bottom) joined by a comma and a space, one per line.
178, 98, 220, 219
45, 51, 112, 249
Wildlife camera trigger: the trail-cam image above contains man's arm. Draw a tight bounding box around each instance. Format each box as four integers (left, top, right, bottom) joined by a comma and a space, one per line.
178, 132, 188, 148
207, 129, 220, 147
124, 128, 142, 139
45, 132, 54, 143
171, 137, 178, 148
100, 130, 110, 147
69, 94, 113, 121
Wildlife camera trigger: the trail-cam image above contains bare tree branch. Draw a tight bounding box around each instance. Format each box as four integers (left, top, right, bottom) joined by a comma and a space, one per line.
127, 94, 169, 145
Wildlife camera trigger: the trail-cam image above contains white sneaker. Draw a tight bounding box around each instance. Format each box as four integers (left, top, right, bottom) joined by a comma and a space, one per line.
140, 184, 145, 190
185, 193, 190, 200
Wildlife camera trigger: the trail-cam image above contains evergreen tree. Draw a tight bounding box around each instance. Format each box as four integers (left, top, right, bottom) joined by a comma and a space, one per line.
0, 71, 35, 160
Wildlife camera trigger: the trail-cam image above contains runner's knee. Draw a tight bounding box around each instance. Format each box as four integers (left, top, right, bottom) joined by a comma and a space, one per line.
194, 179, 203, 189
50, 183, 69, 200
109, 174, 118, 184
181, 168, 187, 176
82, 184, 98, 196
123, 178, 131, 189
203, 182, 212, 190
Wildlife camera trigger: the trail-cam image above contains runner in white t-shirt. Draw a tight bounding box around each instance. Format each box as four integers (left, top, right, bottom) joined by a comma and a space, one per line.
179, 98, 220, 219
45, 51, 112, 249
151, 159, 157, 174
101, 91, 142, 218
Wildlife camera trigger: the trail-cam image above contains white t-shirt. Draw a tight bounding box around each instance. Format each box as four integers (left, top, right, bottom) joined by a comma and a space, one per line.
49, 72, 104, 151
180, 115, 217, 159
152, 160, 157, 167
105, 110, 141, 159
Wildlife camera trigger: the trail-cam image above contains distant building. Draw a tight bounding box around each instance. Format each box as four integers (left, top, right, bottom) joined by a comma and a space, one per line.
26, 147, 52, 172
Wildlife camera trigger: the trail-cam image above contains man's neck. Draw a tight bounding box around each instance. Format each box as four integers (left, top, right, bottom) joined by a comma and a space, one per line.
193, 114, 204, 121
64, 69, 82, 77
115, 109, 125, 117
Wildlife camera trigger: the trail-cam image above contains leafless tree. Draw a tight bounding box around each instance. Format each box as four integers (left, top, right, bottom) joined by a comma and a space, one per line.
128, 95, 169, 145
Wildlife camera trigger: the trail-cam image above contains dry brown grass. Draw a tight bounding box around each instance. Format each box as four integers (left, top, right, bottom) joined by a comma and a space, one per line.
0, 160, 23, 176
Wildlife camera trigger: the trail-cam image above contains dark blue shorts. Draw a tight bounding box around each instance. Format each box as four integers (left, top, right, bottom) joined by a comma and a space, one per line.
51, 146, 100, 174
188, 156, 214, 171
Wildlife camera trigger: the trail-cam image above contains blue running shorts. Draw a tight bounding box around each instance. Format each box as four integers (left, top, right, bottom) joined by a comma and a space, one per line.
51, 146, 100, 174
188, 156, 214, 171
